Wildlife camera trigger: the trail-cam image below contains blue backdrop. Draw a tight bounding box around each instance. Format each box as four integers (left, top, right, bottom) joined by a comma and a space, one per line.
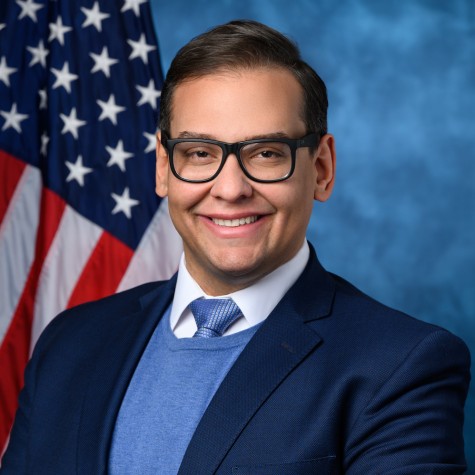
151, 0, 475, 469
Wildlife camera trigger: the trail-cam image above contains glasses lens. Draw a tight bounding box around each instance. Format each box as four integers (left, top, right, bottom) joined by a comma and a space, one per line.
172, 141, 222, 181
241, 142, 292, 181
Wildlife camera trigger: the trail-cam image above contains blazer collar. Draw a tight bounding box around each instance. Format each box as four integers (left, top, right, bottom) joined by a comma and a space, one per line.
281, 243, 335, 323
178, 245, 336, 474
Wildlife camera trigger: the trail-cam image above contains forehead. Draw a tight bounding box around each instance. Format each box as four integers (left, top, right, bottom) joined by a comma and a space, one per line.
169, 68, 306, 140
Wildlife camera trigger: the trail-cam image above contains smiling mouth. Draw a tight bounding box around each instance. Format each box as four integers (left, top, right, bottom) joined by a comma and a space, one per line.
211, 216, 259, 227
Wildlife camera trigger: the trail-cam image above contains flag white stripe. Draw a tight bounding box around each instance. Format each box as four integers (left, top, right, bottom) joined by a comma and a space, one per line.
0, 165, 42, 341
118, 199, 182, 291
30, 205, 103, 349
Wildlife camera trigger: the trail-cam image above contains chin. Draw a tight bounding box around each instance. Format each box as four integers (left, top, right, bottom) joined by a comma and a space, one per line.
213, 257, 258, 277
208, 251, 262, 278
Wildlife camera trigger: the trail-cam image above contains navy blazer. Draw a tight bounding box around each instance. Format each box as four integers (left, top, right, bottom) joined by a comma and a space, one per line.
1, 247, 471, 474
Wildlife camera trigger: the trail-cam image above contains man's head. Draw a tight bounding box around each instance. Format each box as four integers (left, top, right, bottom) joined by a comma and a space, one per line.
159, 20, 328, 140
156, 20, 335, 295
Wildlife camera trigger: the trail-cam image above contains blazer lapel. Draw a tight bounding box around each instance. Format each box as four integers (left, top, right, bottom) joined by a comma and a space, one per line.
76, 276, 177, 475
178, 247, 335, 475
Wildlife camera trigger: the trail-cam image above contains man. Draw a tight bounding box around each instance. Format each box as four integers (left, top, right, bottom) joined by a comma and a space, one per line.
1, 20, 470, 474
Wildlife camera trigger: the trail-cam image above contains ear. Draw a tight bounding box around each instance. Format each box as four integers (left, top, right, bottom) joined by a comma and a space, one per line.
155, 130, 169, 197
313, 133, 336, 202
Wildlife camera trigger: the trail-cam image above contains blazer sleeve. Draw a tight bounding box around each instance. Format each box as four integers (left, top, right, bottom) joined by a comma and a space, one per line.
1, 350, 37, 473
344, 329, 471, 474
0, 315, 64, 474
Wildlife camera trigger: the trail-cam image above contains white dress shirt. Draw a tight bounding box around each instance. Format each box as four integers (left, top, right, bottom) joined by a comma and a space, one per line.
170, 240, 310, 338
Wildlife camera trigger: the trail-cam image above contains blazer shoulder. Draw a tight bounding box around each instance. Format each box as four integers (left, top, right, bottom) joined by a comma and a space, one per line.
33, 278, 173, 355
60, 279, 166, 320
322, 271, 471, 364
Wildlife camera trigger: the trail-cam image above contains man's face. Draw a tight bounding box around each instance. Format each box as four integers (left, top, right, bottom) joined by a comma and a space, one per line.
156, 68, 335, 295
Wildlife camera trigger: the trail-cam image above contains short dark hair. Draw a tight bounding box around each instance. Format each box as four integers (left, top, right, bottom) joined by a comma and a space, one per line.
159, 20, 328, 138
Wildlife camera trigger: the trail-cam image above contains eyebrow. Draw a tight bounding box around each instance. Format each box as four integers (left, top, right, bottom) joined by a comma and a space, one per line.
176, 131, 292, 141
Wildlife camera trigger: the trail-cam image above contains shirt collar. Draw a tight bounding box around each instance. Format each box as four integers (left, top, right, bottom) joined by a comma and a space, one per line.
170, 240, 309, 331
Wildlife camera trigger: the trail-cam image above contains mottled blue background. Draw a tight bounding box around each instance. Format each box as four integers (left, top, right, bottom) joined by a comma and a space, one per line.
150, 0, 475, 469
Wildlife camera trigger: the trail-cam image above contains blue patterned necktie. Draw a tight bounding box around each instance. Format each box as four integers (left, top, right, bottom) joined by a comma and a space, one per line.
190, 298, 243, 338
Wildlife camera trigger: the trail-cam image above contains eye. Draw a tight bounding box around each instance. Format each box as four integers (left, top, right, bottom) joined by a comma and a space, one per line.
257, 149, 282, 158
188, 149, 211, 159
243, 142, 289, 162
175, 142, 222, 164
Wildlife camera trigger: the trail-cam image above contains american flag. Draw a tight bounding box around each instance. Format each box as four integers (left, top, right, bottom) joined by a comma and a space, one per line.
0, 0, 182, 452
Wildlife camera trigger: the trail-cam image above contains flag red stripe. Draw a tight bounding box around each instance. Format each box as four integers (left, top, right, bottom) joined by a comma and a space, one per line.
67, 231, 134, 308
0, 188, 66, 449
0, 151, 27, 225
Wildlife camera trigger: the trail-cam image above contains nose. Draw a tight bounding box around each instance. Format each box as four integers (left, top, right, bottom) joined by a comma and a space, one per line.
209, 153, 253, 201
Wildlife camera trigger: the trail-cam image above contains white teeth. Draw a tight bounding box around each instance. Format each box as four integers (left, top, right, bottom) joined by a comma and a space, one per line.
212, 216, 258, 227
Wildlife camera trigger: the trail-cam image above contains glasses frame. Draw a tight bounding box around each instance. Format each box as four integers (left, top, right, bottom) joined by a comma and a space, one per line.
160, 132, 319, 183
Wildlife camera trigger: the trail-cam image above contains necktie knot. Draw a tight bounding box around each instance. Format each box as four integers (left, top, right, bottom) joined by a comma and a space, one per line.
190, 298, 242, 338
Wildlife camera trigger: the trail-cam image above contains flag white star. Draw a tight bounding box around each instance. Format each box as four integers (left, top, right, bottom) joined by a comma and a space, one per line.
1, 103, 29, 133
136, 79, 161, 109
27, 40, 49, 68
39, 89, 47, 109
90, 47, 118, 78
0, 56, 17, 87
128, 33, 155, 64
40, 132, 49, 155
16, 0, 44, 22
97, 94, 126, 125
121, 0, 147, 16
106, 140, 134, 172
81, 2, 110, 32
48, 16, 72, 46
143, 131, 156, 153
51, 62, 78, 93
0, 24, 5, 31
65, 155, 93, 186
111, 187, 140, 218
60, 107, 86, 139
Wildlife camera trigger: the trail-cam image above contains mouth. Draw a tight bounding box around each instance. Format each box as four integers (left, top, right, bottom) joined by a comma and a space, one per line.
211, 216, 259, 227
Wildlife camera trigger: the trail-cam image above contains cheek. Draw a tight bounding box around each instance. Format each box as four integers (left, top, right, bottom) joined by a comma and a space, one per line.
166, 183, 211, 233
166, 187, 191, 231
168, 182, 200, 209
274, 181, 315, 227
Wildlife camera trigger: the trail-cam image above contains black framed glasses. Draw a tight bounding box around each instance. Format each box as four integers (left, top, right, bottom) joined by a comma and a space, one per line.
160, 132, 319, 183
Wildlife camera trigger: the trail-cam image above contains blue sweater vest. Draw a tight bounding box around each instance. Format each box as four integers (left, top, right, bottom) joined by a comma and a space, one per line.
109, 308, 259, 474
